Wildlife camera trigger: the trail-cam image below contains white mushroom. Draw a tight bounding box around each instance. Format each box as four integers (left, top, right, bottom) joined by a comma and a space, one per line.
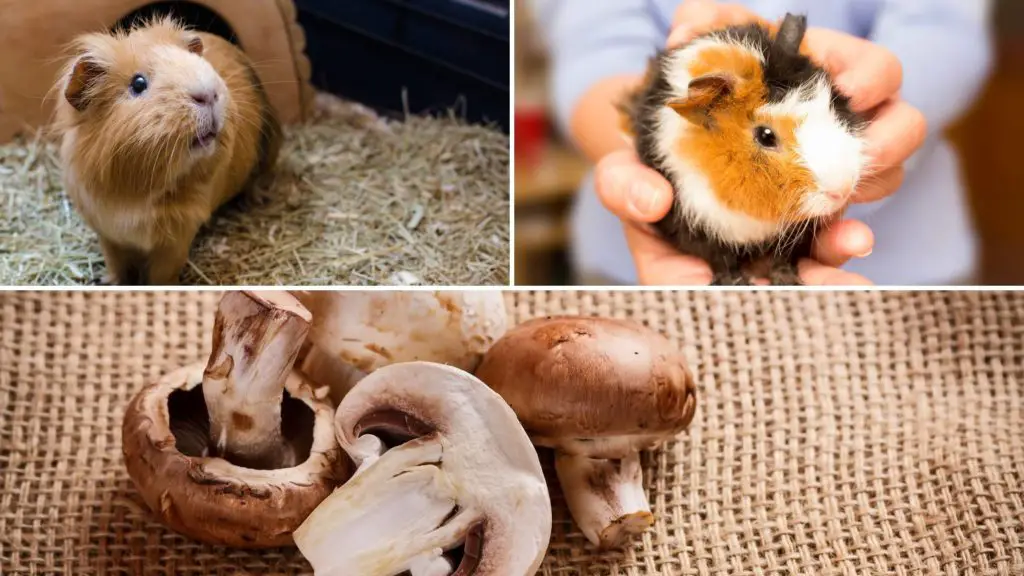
293, 361, 551, 576
292, 291, 507, 405
474, 316, 699, 549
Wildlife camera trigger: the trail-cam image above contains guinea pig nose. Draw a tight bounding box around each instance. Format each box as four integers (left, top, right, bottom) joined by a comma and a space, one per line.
190, 90, 217, 106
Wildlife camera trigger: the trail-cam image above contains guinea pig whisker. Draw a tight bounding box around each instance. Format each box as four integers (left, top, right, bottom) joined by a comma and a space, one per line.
230, 111, 263, 133
775, 223, 799, 258
244, 57, 291, 66
782, 219, 813, 259
243, 80, 302, 87
773, 195, 813, 258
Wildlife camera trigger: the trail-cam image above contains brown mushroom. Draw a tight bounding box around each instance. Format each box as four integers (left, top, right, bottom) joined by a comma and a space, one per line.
474, 316, 698, 549
293, 361, 552, 576
122, 291, 348, 547
292, 291, 508, 405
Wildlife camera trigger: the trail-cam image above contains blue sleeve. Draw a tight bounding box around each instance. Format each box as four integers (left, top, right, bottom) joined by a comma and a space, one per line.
527, 0, 665, 136
869, 0, 995, 137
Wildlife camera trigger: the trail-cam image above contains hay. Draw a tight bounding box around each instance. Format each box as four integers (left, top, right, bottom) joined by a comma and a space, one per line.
0, 94, 509, 286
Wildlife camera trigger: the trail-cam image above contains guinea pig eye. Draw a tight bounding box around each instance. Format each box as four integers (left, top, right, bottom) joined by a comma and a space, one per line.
129, 74, 148, 96
754, 126, 779, 149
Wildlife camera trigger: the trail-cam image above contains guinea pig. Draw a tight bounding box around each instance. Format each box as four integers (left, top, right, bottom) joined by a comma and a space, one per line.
618, 14, 867, 285
53, 16, 282, 285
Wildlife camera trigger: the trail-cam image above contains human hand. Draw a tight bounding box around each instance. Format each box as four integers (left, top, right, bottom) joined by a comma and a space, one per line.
596, 0, 929, 285
594, 150, 874, 285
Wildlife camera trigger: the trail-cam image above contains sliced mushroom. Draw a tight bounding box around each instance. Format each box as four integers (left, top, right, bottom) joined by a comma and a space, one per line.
122, 291, 348, 547
292, 291, 507, 406
293, 361, 551, 576
474, 316, 698, 549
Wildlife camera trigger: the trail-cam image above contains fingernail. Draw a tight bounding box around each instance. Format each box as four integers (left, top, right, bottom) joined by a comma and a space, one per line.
856, 248, 873, 258
628, 183, 663, 219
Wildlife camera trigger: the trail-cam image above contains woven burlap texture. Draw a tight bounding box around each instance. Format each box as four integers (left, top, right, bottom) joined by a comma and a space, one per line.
1, 290, 1022, 576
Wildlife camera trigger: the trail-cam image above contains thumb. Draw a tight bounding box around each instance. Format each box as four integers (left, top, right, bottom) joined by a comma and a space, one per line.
669, 2, 761, 49
624, 223, 714, 285
671, 0, 720, 27
672, 0, 719, 32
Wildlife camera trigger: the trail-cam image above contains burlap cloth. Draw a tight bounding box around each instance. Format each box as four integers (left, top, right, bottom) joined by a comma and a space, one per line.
2, 290, 1023, 575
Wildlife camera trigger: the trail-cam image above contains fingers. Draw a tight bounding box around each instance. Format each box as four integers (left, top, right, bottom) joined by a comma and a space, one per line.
621, 214, 873, 285
861, 99, 928, 172
805, 28, 903, 112
671, 0, 714, 26
594, 149, 675, 223
811, 219, 875, 267
798, 259, 874, 286
623, 224, 714, 285
668, 1, 761, 48
852, 165, 905, 204
595, 150, 709, 285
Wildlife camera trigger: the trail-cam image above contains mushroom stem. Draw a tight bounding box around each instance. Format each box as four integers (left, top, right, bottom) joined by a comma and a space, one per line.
297, 344, 368, 406
294, 440, 480, 576
409, 555, 453, 576
202, 291, 312, 469
554, 451, 654, 549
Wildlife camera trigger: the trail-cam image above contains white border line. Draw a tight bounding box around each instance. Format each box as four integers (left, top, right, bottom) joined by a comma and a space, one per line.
508, 0, 518, 287
3, 285, 1023, 292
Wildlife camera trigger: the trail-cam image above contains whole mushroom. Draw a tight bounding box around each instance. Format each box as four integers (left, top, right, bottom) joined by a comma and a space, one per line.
122, 291, 347, 547
474, 316, 698, 549
292, 291, 508, 405
293, 361, 552, 576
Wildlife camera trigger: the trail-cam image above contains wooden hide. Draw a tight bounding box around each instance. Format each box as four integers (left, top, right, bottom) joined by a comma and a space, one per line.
0, 0, 313, 143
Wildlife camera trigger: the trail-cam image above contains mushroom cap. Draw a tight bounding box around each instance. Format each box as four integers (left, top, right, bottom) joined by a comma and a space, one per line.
474, 316, 698, 449
122, 362, 349, 548
294, 291, 507, 375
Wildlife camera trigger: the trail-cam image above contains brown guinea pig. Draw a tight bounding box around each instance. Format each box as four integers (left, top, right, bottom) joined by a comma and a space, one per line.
54, 16, 281, 285
619, 14, 867, 285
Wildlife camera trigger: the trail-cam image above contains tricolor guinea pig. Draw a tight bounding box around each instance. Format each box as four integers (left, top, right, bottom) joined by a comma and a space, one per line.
54, 17, 282, 285
619, 14, 866, 285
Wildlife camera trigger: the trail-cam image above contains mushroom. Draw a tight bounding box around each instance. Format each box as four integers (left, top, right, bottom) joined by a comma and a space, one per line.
291, 291, 508, 405
473, 316, 698, 549
293, 361, 552, 576
122, 291, 348, 547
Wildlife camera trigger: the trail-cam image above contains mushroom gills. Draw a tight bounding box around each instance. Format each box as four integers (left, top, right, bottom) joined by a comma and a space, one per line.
166, 382, 315, 467
294, 438, 484, 576
531, 434, 668, 459
355, 409, 435, 449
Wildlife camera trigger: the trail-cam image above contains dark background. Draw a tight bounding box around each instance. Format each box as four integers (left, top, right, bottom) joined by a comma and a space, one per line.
119, 0, 510, 132
296, 0, 509, 131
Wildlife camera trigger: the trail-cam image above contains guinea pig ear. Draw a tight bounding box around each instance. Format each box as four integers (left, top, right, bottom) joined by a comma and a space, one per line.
666, 74, 736, 126
774, 13, 808, 56
65, 57, 104, 112
186, 36, 204, 56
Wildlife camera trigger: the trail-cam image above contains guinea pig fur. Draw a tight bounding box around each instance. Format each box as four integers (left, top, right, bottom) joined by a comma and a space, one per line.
53, 16, 282, 285
619, 14, 867, 285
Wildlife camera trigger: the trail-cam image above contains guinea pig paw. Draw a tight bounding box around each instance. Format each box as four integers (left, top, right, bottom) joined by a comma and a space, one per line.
767, 266, 802, 286
711, 273, 753, 286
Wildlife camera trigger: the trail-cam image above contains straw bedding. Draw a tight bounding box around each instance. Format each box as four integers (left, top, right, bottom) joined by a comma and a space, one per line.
0, 95, 509, 286
1, 290, 1023, 575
